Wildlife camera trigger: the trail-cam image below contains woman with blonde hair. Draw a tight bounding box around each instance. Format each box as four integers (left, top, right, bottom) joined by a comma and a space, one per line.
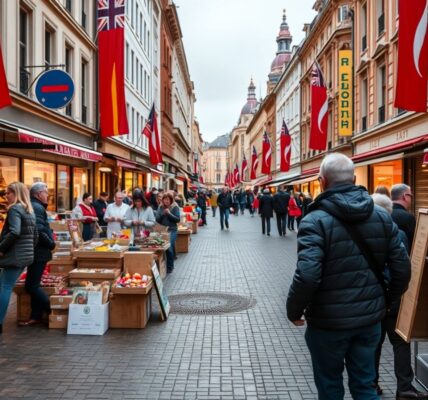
0, 182, 36, 333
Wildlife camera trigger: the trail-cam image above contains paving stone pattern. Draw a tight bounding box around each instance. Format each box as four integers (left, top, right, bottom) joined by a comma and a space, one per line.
0, 212, 411, 399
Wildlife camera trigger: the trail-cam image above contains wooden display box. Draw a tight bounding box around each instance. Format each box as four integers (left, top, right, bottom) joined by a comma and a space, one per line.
48, 259, 76, 274
49, 313, 68, 329
76, 258, 123, 270
191, 220, 198, 234
123, 252, 154, 276
111, 280, 152, 295
69, 269, 120, 280
176, 230, 191, 253
109, 291, 152, 328
13, 286, 57, 321
50, 295, 73, 310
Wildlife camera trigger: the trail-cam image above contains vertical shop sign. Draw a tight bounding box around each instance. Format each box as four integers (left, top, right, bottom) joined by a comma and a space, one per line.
338, 50, 353, 136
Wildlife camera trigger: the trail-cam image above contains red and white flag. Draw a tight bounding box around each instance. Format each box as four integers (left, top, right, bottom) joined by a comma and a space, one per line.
251, 146, 258, 180
230, 169, 235, 187
280, 120, 292, 172
234, 163, 241, 184
0, 44, 11, 109
142, 104, 162, 165
261, 132, 272, 175
241, 154, 248, 179
395, 0, 428, 112
224, 172, 229, 187
310, 62, 328, 150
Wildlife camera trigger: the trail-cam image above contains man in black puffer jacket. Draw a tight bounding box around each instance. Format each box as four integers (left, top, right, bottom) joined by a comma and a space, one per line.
286, 153, 410, 400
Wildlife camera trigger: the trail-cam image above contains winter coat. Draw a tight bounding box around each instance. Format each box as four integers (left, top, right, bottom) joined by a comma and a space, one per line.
196, 195, 207, 209
391, 203, 416, 248
124, 206, 156, 237
31, 198, 56, 263
288, 197, 302, 217
156, 205, 181, 231
217, 193, 233, 209
0, 203, 37, 268
210, 193, 218, 207
259, 194, 274, 218
273, 191, 290, 215
93, 198, 108, 226
286, 184, 411, 331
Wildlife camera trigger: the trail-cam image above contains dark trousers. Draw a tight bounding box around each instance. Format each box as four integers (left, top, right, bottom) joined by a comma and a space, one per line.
374, 315, 414, 392
219, 208, 230, 229
201, 207, 207, 225
276, 213, 287, 235
212, 206, 217, 217
261, 216, 271, 234
166, 230, 178, 271
288, 215, 295, 230
25, 260, 50, 320
239, 203, 245, 214
305, 323, 381, 400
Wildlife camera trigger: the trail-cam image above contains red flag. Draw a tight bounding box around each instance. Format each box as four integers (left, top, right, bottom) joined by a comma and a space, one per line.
310, 63, 328, 150
280, 120, 292, 172
241, 155, 248, 179
261, 132, 272, 175
395, 0, 428, 112
98, 0, 129, 138
234, 163, 241, 184
251, 146, 258, 180
230, 169, 235, 187
0, 44, 11, 109
142, 104, 163, 165
224, 173, 229, 187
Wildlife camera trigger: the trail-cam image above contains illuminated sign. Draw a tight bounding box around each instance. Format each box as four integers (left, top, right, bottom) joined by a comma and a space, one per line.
338, 50, 353, 136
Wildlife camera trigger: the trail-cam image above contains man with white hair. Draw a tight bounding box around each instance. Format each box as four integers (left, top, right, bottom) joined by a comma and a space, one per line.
286, 153, 411, 399
391, 183, 416, 247
104, 191, 130, 238
20, 182, 56, 327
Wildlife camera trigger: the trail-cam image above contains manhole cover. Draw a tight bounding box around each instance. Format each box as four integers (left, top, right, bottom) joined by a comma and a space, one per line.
169, 292, 257, 315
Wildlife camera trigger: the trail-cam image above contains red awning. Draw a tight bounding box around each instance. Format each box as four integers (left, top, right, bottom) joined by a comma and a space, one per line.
116, 158, 137, 169
301, 167, 320, 176
18, 129, 102, 162
353, 135, 428, 163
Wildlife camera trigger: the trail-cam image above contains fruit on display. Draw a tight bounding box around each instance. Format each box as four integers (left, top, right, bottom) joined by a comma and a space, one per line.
136, 236, 166, 248
115, 272, 151, 288
18, 267, 66, 287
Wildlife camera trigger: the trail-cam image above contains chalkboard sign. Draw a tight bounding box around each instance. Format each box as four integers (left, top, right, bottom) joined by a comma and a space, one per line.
152, 262, 170, 320
396, 209, 428, 342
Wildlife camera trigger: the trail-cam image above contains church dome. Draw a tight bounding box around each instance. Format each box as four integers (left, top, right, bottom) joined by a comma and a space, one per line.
241, 79, 258, 115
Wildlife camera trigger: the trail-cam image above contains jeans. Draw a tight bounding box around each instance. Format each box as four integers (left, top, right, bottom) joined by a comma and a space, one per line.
239, 203, 246, 214
0, 267, 25, 324
219, 208, 230, 229
305, 323, 381, 400
288, 215, 295, 230
25, 260, 50, 320
166, 230, 177, 270
201, 207, 207, 225
212, 206, 217, 217
276, 213, 287, 235
261, 216, 271, 235
374, 315, 414, 392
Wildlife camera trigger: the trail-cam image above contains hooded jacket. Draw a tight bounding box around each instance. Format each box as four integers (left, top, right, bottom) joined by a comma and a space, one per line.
286, 184, 410, 330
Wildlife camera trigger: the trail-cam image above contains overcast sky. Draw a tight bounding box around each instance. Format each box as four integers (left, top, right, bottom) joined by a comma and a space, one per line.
174, 0, 317, 143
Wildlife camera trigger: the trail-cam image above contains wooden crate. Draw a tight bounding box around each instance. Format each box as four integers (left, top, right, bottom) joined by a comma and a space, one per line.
76, 258, 123, 270
109, 291, 152, 328
176, 231, 191, 253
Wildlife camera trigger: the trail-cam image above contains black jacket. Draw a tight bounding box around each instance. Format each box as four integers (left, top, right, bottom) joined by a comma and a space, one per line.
0, 204, 37, 268
197, 194, 207, 209
286, 184, 410, 330
156, 205, 180, 231
150, 193, 158, 210
31, 198, 56, 263
391, 203, 416, 248
217, 192, 233, 209
93, 198, 108, 227
273, 191, 290, 214
259, 194, 274, 218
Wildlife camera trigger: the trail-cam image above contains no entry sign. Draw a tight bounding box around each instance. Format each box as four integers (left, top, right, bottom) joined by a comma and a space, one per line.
35, 69, 75, 109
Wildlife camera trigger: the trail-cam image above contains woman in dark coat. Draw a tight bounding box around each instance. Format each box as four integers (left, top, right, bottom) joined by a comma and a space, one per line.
259, 188, 274, 236
0, 182, 37, 333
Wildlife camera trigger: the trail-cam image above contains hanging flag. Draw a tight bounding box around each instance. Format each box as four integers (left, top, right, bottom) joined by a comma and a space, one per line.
310, 62, 328, 150
224, 172, 229, 187
230, 169, 235, 187
241, 154, 248, 179
280, 120, 292, 172
234, 163, 241, 184
261, 132, 272, 175
142, 104, 163, 165
251, 146, 259, 180
0, 44, 11, 109
98, 0, 129, 138
194, 157, 199, 176
395, 0, 428, 112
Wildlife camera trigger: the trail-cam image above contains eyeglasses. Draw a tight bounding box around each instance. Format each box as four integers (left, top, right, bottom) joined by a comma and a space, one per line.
404, 193, 414, 198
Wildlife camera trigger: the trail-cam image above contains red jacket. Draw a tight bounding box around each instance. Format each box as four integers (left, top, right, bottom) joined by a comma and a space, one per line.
288, 197, 302, 217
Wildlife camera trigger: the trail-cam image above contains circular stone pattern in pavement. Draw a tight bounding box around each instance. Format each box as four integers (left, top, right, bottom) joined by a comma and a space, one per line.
169, 292, 257, 315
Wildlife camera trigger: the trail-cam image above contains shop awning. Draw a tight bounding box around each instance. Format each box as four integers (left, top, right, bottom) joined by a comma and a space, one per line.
149, 167, 166, 176
116, 158, 137, 169
354, 153, 404, 167
18, 129, 102, 162
269, 173, 301, 187
252, 175, 272, 186
287, 174, 319, 186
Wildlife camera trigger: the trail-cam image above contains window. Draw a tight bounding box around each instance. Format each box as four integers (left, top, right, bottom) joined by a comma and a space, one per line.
81, 0, 87, 29
81, 59, 88, 124
144, 21, 147, 50
65, 45, 73, 116
377, 0, 385, 36
216, 161, 220, 170
216, 173, 221, 183
361, 3, 367, 51
371, 160, 403, 191
57, 165, 70, 213
73, 168, 89, 206
125, 42, 129, 80
65, 0, 72, 13
44, 26, 54, 67
361, 77, 368, 131
19, 7, 30, 94
377, 65, 386, 123
338, 5, 349, 22
131, 50, 134, 85
24, 159, 56, 211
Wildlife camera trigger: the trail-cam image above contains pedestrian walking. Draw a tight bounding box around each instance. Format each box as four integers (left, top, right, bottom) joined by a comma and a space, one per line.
103, 191, 130, 238
286, 153, 411, 400
93, 192, 109, 231
217, 187, 233, 230
19, 183, 56, 328
296, 193, 304, 228
287, 191, 301, 231
156, 192, 180, 274
149, 187, 159, 211
210, 190, 218, 217
72, 193, 98, 241
259, 188, 274, 236
252, 192, 260, 215
391, 184, 416, 247
232, 190, 239, 215
273, 185, 290, 236
0, 182, 36, 334
124, 191, 156, 241
196, 191, 207, 225
239, 189, 247, 215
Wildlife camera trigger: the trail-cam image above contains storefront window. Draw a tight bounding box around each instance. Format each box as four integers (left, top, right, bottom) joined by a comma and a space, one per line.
371, 160, 403, 192
24, 159, 56, 211
73, 168, 89, 206
57, 165, 70, 213
124, 170, 133, 194
0, 156, 19, 226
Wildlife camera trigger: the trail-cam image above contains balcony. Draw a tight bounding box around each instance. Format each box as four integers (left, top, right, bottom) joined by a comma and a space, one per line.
378, 13, 385, 36
378, 105, 385, 124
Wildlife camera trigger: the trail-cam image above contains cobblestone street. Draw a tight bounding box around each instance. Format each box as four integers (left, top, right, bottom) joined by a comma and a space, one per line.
0, 212, 403, 399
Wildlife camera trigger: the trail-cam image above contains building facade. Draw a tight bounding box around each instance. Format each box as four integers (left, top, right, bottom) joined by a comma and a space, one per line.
202, 134, 229, 191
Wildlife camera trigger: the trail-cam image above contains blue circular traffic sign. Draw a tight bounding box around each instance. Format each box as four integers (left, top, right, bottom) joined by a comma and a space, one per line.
35, 69, 75, 109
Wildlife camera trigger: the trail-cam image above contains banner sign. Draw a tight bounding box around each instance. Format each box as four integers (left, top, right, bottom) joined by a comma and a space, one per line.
338, 50, 353, 136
